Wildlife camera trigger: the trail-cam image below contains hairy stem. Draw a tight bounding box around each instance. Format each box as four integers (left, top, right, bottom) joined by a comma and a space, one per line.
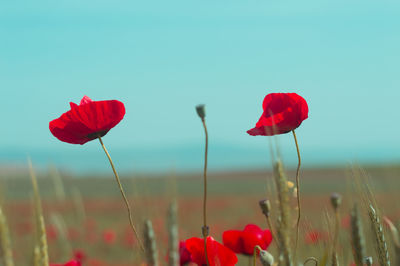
292, 130, 302, 262
98, 136, 144, 253
201, 118, 210, 266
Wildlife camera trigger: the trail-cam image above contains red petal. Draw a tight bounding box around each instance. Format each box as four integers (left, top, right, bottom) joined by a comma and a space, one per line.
241, 224, 264, 255
247, 93, 308, 136
80, 95, 93, 105
49, 99, 125, 145
222, 230, 244, 253
262, 230, 273, 250
186, 237, 238, 266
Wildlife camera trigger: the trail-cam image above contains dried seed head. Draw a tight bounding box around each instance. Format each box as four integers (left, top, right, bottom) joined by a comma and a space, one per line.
195, 104, 206, 119
259, 199, 271, 217
330, 193, 342, 210
259, 250, 274, 266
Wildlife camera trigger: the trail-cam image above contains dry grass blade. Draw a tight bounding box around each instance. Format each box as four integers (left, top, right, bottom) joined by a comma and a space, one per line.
29, 160, 49, 266
368, 205, 390, 266
144, 219, 159, 266
49, 166, 66, 202
50, 213, 72, 261
274, 160, 292, 266
0, 205, 14, 266
350, 204, 366, 266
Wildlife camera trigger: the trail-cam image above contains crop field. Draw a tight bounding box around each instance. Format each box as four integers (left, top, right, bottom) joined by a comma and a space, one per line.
1, 165, 399, 265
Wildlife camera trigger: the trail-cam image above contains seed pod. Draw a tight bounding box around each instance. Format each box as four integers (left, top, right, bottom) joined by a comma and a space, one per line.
195, 104, 206, 119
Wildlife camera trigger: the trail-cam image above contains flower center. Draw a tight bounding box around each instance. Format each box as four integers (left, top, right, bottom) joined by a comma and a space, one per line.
86, 130, 108, 140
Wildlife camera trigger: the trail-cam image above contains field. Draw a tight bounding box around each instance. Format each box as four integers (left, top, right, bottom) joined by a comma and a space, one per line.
1, 164, 399, 265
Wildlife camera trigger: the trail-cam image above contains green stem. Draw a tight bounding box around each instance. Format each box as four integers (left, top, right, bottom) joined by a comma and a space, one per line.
98, 136, 145, 253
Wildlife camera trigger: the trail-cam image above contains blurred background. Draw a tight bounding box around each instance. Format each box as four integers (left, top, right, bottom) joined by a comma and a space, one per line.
1, 0, 400, 174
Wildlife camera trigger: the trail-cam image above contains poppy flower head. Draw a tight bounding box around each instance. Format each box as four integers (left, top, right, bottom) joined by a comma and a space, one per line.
222, 224, 273, 256
247, 93, 308, 136
49, 96, 125, 145
185, 236, 238, 266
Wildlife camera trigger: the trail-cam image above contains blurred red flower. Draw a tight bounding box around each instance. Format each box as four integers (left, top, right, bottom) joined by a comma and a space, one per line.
222, 224, 272, 255
185, 236, 238, 266
102, 228, 117, 245
46, 225, 58, 242
49, 96, 125, 144
247, 93, 308, 136
50, 260, 81, 266
304, 230, 329, 244
73, 249, 86, 263
179, 240, 192, 265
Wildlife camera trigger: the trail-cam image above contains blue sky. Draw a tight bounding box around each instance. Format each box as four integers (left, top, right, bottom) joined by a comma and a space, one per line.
1, 0, 400, 172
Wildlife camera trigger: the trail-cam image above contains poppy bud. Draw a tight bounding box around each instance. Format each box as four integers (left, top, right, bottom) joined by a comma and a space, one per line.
259, 199, 271, 217
365, 256, 373, 266
259, 250, 274, 266
330, 193, 342, 210
196, 104, 206, 119
202, 225, 209, 237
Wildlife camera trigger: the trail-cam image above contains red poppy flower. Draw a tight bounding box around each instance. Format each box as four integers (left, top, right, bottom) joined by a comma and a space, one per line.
222, 224, 272, 256
179, 240, 193, 265
50, 260, 81, 266
102, 228, 117, 245
185, 236, 238, 266
49, 96, 125, 144
247, 93, 308, 136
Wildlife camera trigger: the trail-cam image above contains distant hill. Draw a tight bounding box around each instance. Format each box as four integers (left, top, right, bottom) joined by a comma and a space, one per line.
1, 142, 399, 174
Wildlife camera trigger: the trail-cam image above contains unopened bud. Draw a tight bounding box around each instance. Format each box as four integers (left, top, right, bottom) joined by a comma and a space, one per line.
330, 193, 342, 210
202, 226, 209, 237
365, 256, 373, 266
259, 199, 271, 217
196, 104, 206, 119
259, 250, 274, 266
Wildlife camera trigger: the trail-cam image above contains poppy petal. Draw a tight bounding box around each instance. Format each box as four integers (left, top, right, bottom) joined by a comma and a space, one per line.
50, 97, 125, 145
247, 93, 308, 136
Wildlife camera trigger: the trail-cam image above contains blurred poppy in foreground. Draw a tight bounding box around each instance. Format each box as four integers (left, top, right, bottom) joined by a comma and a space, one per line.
185, 236, 238, 266
49, 96, 125, 144
50, 260, 81, 266
223, 224, 272, 255
247, 93, 308, 136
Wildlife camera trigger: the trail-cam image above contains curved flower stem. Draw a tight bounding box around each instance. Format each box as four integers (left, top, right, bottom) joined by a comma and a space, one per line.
332, 208, 340, 265
292, 130, 302, 261
253, 245, 262, 266
200, 118, 210, 266
304, 257, 318, 266
98, 136, 145, 253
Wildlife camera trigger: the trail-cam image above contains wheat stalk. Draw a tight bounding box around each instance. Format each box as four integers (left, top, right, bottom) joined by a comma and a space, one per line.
350, 204, 366, 266
144, 219, 159, 266
0, 205, 14, 266
368, 205, 390, 266
167, 201, 178, 266
274, 160, 292, 266
29, 160, 49, 266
